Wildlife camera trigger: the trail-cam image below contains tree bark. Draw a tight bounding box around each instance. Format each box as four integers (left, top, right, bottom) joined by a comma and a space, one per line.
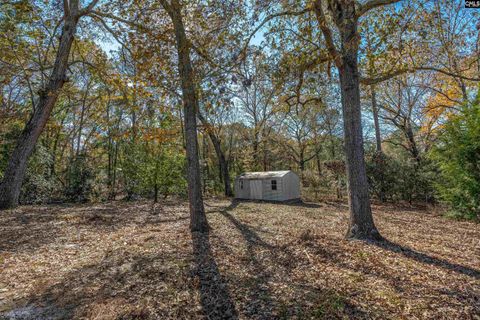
197, 113, 233, 197
371, 85, 382, 153
49, 113, 67, 179
111, 142, 118, 200
162, 0, 208, 232
404, 122, 420, 163
0, 5, 80, 209
331, 1, 381, 240
340, 53, 380, 239
370, 84, 387, 202
252, 129, 260, 169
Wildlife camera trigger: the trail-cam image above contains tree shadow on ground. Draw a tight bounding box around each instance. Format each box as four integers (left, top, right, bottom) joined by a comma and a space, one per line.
1, 220, 239, 319
301, 233, 479, 311
0, 207, 71, 254
219, 203, 277, 318
191, 231, 238, 319
0, 202, 189, 254
217, 200, 370, 319
371, 238, 480, 280
1, 248, 197, 319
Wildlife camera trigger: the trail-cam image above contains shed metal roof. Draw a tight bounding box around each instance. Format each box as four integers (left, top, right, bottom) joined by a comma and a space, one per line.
237, 170, 291, 179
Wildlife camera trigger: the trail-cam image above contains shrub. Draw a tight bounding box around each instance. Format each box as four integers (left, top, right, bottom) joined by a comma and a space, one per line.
431, 95, 480, 220
366, 152, 397, 202
366, 152, 436, 203
65, 153, 95, 202
20, 145, 60, 204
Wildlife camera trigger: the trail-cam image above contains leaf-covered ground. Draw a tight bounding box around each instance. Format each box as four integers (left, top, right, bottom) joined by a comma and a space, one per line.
0, 199, 479, 319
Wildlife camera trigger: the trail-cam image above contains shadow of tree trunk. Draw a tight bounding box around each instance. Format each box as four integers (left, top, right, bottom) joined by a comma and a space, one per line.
372, 239, 480, 279
218, 202, 278, 318
192, 231, 238, 319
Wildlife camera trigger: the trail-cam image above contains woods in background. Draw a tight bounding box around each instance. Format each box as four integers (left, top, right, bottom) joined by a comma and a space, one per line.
1, 0, 479, 233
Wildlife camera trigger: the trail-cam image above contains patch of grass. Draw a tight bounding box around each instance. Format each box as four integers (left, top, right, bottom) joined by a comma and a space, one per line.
444, 209, 479, 222
355, 250, 369, 261
376, 289, 402, 307
309, 291, 347, 319
348, 272, 365, 283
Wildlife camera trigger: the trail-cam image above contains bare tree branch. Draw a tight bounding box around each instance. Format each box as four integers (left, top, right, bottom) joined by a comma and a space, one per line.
89, 10, 149, 30
63, 0, 70, 17
91, 15, 135, 58
356, 0, 403, 18
361, 66, 480, 85
79, 0, 101, 16
313, 0, 341, 68
238, 8, 312, 60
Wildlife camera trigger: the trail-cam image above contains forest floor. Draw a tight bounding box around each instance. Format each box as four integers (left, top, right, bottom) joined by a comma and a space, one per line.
0, 198, 479, 320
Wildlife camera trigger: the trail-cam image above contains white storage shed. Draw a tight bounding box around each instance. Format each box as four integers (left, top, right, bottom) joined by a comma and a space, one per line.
234, 170, 300, 201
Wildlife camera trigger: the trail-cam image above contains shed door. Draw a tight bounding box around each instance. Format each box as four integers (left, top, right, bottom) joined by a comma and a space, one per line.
250, 180, 263, 199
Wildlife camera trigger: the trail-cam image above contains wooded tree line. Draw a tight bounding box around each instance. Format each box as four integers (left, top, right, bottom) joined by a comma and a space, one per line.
1, 0, 479, 238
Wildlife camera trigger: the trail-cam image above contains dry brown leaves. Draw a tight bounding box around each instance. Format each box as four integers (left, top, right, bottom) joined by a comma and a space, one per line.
0, 199, 479, 319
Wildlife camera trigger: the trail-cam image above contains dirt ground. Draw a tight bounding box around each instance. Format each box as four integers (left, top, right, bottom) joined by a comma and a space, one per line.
0, 198, 479, 319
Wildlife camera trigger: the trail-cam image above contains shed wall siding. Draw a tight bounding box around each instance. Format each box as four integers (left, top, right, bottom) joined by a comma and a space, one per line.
282, 172, 300, 200
234, 179, 250, 199
234, 171, 300, 201
261, 178, 284, 201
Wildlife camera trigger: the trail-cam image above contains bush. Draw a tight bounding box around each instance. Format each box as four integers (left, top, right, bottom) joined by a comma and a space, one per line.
366, 152, 397, 201
20, 145, 60, 204
120, 142, 144, 200
431, 95, 480, 220
142, 148, 187, 199
366, 152, 436, 203
120, 141, 188, 201
65, 153, 95, 202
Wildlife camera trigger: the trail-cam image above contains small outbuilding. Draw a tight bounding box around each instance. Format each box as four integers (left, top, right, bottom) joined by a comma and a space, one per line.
234, 170, 300, 202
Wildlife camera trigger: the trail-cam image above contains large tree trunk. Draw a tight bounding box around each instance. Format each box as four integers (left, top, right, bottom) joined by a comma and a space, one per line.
337, 14, 381, 240
164, 0, 208, 232
0, 7, 79, 209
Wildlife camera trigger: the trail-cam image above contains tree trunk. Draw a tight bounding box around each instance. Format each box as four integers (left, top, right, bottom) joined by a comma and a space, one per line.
371, 85, 382, 153
197, 113, 233, 197
315, 151, 322, 178
106, 103, 113, 199
163, 0, 208, 232
299, 147, 305, 184
0, 8, 79, 209
202, 134, 208, 194
263, 147, 268, 171
252, 129, 260, 169
217, 151, 232, 197
111, 142, 118, 200
49, 114, 66, 179
405, 122, 420, 163
337, 18, 381, 240
154, 182, 159, 203
262, 133, 268, 171
371, 85, 386, 202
